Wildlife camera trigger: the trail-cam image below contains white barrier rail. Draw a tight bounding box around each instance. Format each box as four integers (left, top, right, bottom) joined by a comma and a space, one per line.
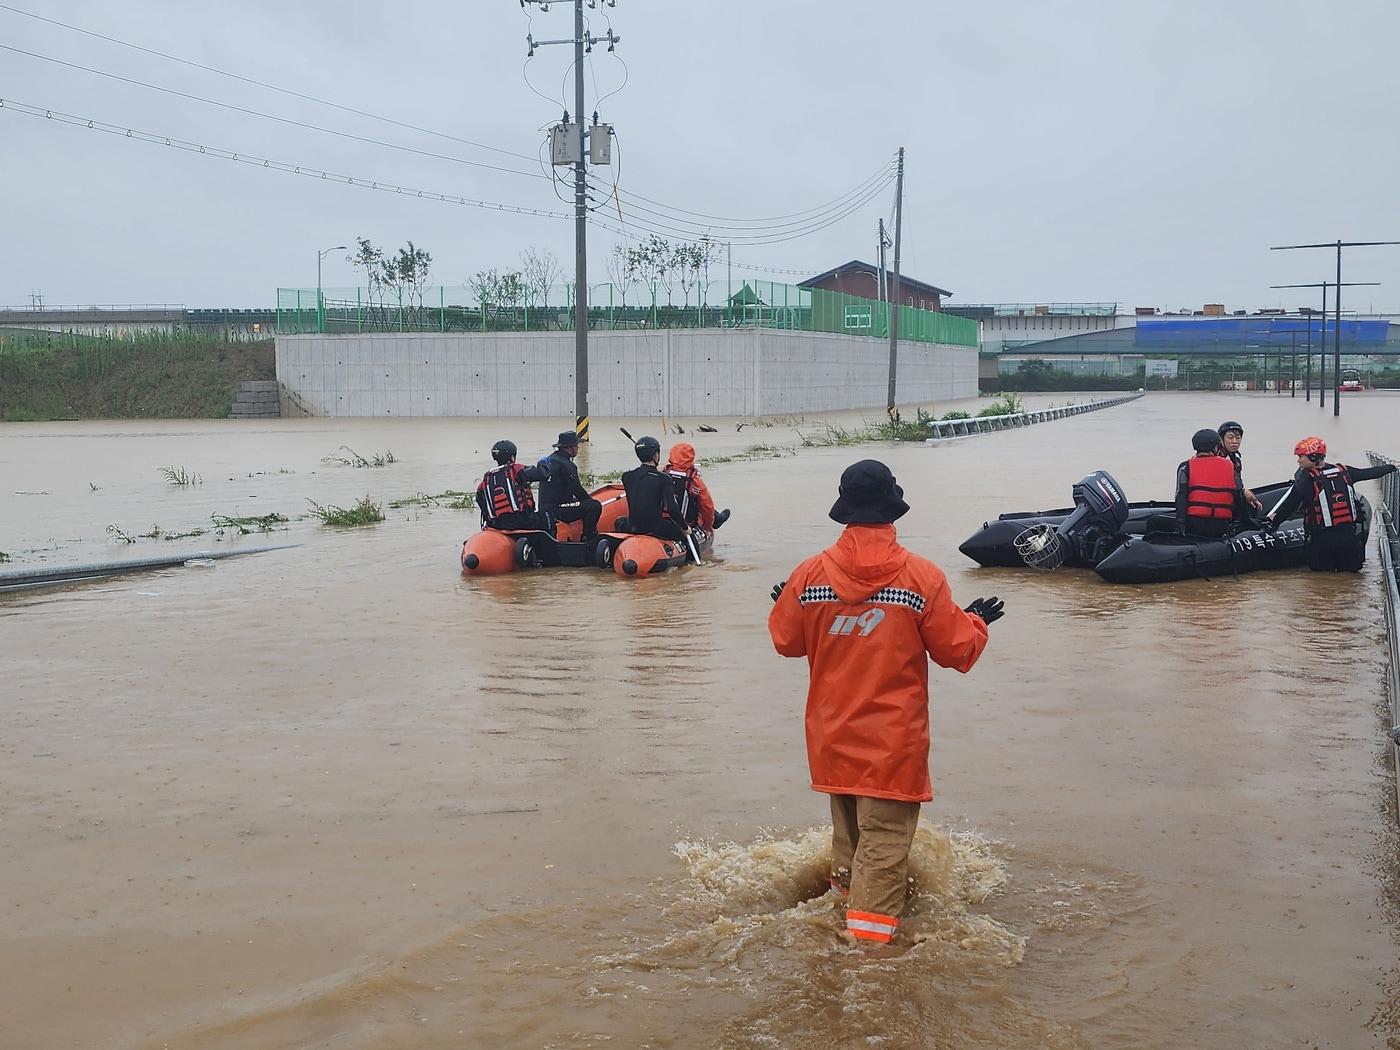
1367, 451, 1400, 821
924, 392, 1144, 442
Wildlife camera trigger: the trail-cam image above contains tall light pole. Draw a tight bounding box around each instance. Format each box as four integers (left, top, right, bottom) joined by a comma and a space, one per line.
317, 245, 346, 334
1270, 280, 1379, 410
1271, 239, 1400, 416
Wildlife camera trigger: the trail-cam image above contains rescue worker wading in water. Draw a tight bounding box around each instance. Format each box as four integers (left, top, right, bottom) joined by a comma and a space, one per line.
663, 442, 731, 532
1261, 436, 1396, 572
767, 460, 1002, 947
475, 439, 550, 531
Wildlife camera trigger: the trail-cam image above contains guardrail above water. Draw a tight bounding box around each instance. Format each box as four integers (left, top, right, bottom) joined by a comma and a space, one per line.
924, 392, 1144, 442
1367, 451, 1400, 821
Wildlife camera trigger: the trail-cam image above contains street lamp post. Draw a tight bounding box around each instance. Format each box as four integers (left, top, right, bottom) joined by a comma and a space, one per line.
1269, 280, 1380, 411
1270, 239, 1400, 417
317, 245, 347, 334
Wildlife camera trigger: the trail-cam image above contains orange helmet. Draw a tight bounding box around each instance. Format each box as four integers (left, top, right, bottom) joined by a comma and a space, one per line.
1294, 436, 1327, 458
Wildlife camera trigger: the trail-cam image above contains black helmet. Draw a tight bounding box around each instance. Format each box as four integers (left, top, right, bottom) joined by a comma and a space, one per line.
634, 435, 661, 462
1217, 420, 1244, 438
490, 439, 517, 465
1192, 428, 1222, 453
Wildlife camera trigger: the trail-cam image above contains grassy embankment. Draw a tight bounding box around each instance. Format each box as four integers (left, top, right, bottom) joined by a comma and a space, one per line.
0, 330, 275, 421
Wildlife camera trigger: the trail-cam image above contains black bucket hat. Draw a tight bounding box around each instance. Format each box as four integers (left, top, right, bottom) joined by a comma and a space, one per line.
553, 430, 581, 448
829, 459, 910, 525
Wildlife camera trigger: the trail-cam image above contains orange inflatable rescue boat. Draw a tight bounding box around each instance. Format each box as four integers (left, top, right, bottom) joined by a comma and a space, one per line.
460, 483, 715, 578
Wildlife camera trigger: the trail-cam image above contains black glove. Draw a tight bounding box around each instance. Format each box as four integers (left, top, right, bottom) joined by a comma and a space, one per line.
964, 596, 1005, 626
1259, 517, 1278, 534
771, 580, 786, 603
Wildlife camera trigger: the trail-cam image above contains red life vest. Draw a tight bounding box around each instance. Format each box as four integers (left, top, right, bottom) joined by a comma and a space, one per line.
663, 466, 696, 523
1184, 454, 1237, 520
1304, 464, 1357, 530
480, 462, 536, 520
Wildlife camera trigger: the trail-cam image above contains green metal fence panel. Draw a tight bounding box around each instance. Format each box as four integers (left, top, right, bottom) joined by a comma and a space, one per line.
274, 281, 977, 346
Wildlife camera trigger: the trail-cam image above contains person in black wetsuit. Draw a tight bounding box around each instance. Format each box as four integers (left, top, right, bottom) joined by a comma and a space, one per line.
1217, 421, 1264, 515
621, 436, 687, 542
537, 431, 602, 541
1261, 435, 1396, 572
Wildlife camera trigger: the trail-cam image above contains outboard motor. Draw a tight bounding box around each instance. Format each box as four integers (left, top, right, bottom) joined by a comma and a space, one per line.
1015, 470, 1128, 570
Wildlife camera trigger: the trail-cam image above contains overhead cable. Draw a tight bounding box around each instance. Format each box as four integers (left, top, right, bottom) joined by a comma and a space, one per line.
0, 42, 548, 182
0, 1, 540, 165
0, 97, 570, 220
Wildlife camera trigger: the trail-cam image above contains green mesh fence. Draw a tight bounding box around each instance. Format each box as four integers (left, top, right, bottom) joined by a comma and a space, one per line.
277, 280, 978, 347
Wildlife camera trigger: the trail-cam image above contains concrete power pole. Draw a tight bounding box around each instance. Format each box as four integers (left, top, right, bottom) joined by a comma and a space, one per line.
886, 147, 905, 419
524, 0, 620, 442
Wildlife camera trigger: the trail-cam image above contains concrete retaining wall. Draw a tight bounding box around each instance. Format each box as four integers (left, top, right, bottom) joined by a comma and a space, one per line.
274, 329, 976, 418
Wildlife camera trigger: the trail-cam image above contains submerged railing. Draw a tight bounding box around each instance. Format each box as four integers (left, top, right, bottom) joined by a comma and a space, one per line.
924, 393, 1143, 441
1368, 451, 1400, 820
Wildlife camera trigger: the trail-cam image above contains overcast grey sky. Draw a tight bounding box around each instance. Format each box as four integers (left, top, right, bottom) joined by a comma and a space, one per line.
2, 0, 1398, 311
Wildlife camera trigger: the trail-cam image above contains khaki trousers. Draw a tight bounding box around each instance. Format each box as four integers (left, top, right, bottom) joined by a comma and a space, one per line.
829, 794, 921, 943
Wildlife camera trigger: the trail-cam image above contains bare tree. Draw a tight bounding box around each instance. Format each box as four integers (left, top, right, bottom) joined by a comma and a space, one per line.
466, 268, 501, 324
347, 238, 386, 325
519, 247, 560, 310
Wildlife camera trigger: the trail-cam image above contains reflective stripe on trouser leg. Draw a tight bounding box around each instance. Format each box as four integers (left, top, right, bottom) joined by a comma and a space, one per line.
829, 794, 858, 896
847, 796, 921, 933
846, 909, 899, 943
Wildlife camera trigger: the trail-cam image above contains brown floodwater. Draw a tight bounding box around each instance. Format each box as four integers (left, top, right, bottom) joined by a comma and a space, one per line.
2, 392, 1398, 1049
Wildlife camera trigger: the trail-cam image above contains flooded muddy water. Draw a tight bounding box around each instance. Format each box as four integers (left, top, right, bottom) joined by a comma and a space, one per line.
2, 392, 1398, 1048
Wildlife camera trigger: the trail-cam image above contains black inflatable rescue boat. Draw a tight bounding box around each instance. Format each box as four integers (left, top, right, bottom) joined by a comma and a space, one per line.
958, 471, 1369, 584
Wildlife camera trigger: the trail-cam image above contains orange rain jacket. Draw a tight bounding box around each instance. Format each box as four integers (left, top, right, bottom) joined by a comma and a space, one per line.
664, 442, 717, 530
767, 524, 989, 803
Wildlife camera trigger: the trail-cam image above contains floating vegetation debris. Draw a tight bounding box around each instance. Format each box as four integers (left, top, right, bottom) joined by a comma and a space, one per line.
307, 496, 384, 527
579, 470, 624, 487
0, 551, 9, 563
699, 443, 796, 467
106, 524, 136, 544
89, 482, 100, 492
978, 392, 1026, 417
210, 512, 290, 535
387, 490, 475, 510
159, 466, 202, 486
139, 523, 208, 541
322, 446, 396, 468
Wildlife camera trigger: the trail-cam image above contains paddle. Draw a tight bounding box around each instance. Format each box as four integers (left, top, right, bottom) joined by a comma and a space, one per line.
620, 427, 634, 442
684, 529, 704, 566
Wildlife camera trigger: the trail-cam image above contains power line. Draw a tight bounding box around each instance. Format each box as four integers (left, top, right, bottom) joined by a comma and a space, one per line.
0, 1, 541, 165
0, 42, 548, 182
591, 170, 895, 245
0, 97, 571, 220
0, 2, 903, 230
603, 168, 895, 234
611, 155, 899, 225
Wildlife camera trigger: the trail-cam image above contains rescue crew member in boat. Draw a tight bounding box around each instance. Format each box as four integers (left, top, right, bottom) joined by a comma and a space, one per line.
621, 436, 688, 542
1171, 428, 1247, 538
1217, 420, 1264, 515
663, 442, 731, 533
537, 431, 602, 543
767, 459, 1001, 947
1261, 436, 1396, 572
475, 439, 550, 531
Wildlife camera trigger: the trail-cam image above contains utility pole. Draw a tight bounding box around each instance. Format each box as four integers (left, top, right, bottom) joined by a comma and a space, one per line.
877, 219, 889, 324
1271, 238, 1399, 417
1270, 279, 1379, 413
886, 147, 905, 419
524, 0, 620, 442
